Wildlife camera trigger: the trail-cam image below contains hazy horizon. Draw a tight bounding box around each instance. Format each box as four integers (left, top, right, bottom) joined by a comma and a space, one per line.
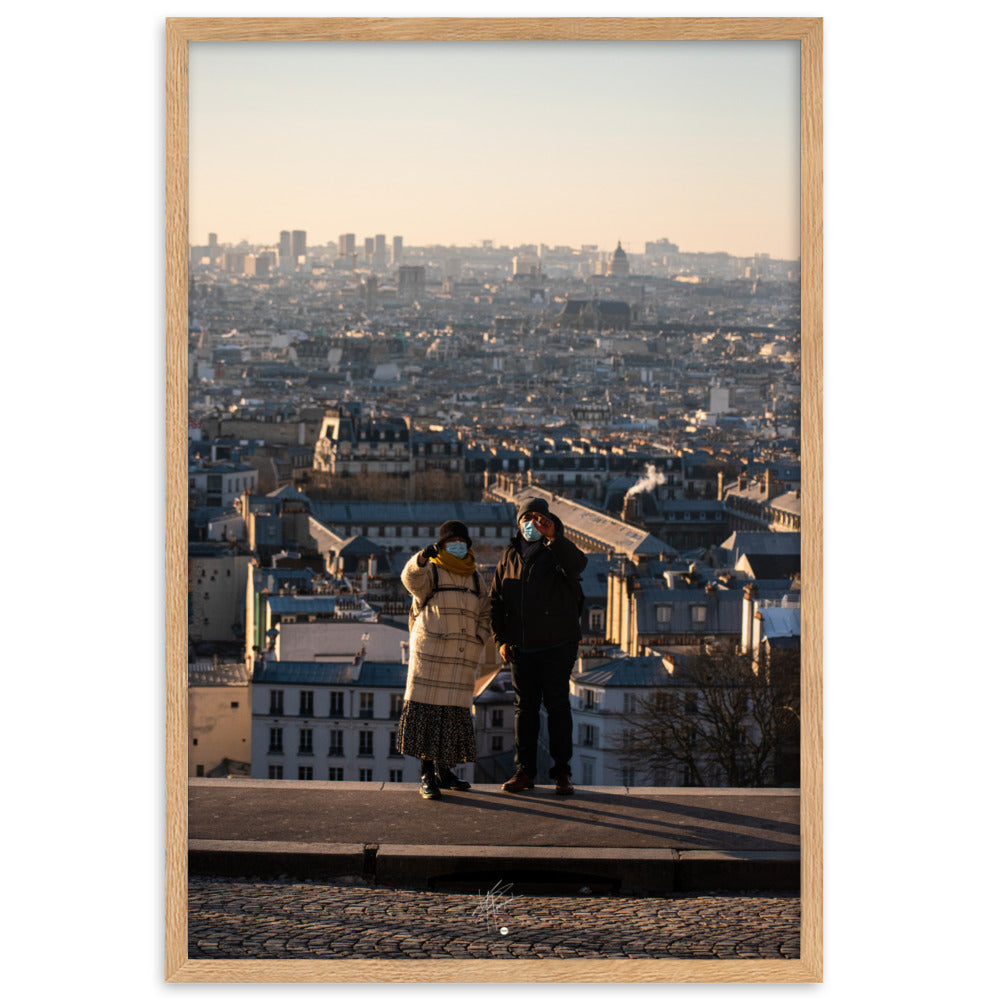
190, 41, 801, 261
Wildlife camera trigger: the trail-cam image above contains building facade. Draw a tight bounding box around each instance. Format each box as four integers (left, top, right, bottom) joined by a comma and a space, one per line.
189, 543, 255, 644
189, 461, 259, 508
189, 659, 252, 777
312, 411, 412, 477
722, 470, 802, 533
250, 659, 435, 784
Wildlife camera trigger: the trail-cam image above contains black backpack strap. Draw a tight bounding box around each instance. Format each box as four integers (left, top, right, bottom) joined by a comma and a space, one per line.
418, 563, 439, 614
415, 563, 480, 614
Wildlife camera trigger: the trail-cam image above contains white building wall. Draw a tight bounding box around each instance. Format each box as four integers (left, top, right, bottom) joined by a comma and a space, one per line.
273, 621, 408, 664
250, 681, 472, 785
709, 387, 731, 413
570, 673, 687, 786
220, 469, 258, 508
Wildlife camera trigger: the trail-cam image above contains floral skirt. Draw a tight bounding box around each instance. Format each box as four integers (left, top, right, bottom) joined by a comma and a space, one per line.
396, 700, 476, 768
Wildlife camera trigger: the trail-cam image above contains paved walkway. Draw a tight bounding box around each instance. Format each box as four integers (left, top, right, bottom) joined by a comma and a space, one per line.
188, 876, 800, 961
189, 781, 800, 851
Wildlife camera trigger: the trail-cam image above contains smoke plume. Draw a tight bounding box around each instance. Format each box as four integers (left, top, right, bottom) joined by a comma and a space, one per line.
625, 463, 666, 498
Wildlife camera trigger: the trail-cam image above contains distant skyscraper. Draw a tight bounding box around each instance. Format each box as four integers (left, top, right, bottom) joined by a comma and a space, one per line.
339, 233, 356, 258
392, 235, 403, 264
224, 250, 248, 273
292, 230, 307, 260
398, 265, 426, 302
374, 234, 387, 270
255, 251, 276, 276
279, 231, 292, 258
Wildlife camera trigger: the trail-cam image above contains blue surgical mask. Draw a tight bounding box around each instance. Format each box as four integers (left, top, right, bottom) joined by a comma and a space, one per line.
444, 541, 468, 559
520, 520, 541, 542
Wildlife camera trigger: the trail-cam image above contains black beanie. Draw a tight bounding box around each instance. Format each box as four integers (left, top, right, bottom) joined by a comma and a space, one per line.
516, 497, 550, 522
437, 520, 471, 545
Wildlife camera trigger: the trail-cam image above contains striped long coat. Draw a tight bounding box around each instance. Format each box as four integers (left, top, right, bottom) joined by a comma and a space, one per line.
401, 553, 493, 708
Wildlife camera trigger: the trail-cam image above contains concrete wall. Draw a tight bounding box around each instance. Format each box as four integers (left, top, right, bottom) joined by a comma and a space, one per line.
189, 684, 252, 777
189, 552, 255, 642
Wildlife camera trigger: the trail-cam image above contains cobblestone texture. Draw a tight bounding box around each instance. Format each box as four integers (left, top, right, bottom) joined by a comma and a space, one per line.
189, 876, 800, 960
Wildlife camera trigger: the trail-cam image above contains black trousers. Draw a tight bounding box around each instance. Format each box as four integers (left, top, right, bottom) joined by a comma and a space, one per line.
509, 642, 578, 778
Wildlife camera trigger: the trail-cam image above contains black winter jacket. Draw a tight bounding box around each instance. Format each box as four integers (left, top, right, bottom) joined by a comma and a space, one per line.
489, 515, 588, 650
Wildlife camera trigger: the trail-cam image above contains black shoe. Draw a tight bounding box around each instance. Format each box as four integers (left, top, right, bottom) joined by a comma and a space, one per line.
436, 767, 471, 791
419, 772, 441, 799
554, 773, 574, 795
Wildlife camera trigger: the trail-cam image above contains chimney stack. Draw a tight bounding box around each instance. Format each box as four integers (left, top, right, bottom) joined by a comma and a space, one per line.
763, 468, 776, 500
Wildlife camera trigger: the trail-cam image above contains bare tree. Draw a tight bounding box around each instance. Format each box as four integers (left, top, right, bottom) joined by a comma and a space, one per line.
610, 647, 800, 787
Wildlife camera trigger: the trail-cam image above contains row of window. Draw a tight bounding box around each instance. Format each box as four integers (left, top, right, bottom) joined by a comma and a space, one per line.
330, 524, 506, 539
268, 691, 508, 728
268, 727, 403, 757
665, 511, 724, 521
655, 604, 708, 625
268, 766, 405, 782
203, 474, 255, 493
576, 692, 698, 716
268, 690, 398, 718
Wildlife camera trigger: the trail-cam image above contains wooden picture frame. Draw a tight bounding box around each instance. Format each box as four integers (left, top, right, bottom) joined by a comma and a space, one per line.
167, 16, 822, 983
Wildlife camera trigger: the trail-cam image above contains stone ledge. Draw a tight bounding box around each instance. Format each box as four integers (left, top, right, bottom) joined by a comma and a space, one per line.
189, 778, 800, 797
189, 839, 367, 879
188, 839, 799, 893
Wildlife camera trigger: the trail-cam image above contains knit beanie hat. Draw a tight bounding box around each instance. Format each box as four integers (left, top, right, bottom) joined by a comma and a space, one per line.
516, 497, 550, 522
437, 520, 471, 545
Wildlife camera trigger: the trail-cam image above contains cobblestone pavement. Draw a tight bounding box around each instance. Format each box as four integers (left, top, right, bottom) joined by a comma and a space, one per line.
188, 876, 800, 960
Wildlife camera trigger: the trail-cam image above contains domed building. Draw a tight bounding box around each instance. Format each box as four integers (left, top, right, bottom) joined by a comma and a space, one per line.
610, 240, 630, 278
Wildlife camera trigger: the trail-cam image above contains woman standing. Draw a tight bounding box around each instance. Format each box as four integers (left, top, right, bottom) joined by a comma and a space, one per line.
398, 520, 493, 799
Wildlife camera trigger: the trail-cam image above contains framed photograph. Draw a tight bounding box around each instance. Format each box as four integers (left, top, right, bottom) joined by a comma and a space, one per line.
167, 16, 822, 983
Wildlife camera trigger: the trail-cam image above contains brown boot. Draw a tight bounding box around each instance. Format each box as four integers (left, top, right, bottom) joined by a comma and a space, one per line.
501, 770, 535, 794
554, 773, 574, 795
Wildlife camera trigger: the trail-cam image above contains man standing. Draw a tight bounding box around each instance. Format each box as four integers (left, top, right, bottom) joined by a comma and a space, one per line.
490, 497, 588, 795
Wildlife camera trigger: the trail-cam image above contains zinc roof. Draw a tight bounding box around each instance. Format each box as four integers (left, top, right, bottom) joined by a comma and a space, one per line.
253, 660, 406, 687
573, 655, 676, 688
311, 501, 515, 526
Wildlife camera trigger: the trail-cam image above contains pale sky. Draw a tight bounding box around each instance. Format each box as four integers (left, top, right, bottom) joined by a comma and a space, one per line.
189, 41, 800, 259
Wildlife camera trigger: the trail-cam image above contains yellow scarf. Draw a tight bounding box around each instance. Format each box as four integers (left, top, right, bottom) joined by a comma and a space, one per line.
431, 548, 476, 576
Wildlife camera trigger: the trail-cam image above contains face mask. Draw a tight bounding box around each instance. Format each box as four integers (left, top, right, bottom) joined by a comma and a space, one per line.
520, 520, 541, 542
444, 541, 468, 559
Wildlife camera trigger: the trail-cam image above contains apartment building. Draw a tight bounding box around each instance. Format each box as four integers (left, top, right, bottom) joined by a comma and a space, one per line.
250, 658, 431, 784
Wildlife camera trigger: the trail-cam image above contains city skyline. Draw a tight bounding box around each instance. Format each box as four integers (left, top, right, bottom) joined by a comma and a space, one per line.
191, 229, 797, 261
189, 41, 801, 261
